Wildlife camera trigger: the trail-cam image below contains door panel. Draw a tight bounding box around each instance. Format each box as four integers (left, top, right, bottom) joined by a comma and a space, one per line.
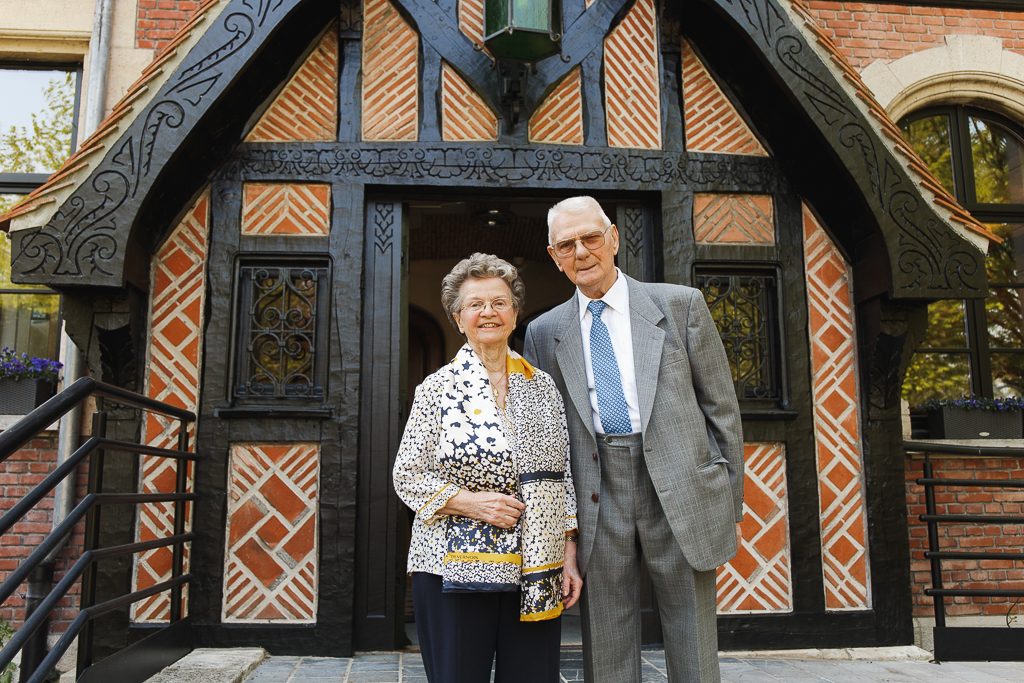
353, 200, 409, 650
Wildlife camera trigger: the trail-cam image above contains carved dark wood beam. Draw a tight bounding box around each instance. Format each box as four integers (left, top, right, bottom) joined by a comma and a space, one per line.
703, 0, 988, 297
390, 0, 499, 109
11, 0, 337, 288
526, 0, 631, 115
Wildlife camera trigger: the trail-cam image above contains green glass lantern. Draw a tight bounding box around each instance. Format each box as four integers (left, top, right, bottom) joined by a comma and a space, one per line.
484, 0, 562, 63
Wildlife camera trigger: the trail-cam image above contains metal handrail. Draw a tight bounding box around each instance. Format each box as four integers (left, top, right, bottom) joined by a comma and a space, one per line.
0, 377, 198, 682
0, 533, 195, 672
904, 441, 1024, 632
24, 574, 194, 683
0, 437, 198, 537
0, 377, 195, 463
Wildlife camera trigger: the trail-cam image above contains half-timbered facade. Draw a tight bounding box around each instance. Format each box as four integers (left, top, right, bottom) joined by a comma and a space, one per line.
1, 0, 1015, 658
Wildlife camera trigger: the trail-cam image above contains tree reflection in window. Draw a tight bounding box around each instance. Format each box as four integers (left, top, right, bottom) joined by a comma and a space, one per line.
986, 223, 1024, 396
900, 106, 1024, 403
235, 264, 329, 399
903, 114, 956, 196
695, 270, 779, 401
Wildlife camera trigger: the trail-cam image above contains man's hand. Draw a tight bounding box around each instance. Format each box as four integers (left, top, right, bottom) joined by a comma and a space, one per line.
562, 538, 583, 609
438, 490, 525, 529
736, 522, 744, 549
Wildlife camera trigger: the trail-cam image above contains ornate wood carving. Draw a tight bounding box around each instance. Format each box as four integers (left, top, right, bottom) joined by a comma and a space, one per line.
354, 200, 408, 649
710, 0, 985, 296
226, 144, 775, 188
10, 0, 332, 288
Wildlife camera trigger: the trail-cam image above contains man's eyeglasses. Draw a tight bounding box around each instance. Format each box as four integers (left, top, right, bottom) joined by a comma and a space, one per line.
461, 298, 512, 314
551, 228, 609, 258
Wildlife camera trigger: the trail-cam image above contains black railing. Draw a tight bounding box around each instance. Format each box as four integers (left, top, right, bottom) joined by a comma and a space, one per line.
905, 441, 1024, 662
0, 377, 198, 683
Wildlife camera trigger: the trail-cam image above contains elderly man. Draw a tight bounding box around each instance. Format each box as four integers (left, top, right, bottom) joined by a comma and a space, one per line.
523, 196, 744, 682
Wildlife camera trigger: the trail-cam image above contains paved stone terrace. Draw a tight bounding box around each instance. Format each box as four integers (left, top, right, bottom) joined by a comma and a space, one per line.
244, 649, 1024, 683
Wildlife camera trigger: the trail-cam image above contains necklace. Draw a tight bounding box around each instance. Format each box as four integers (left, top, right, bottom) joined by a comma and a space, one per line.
489, 370, 515, 435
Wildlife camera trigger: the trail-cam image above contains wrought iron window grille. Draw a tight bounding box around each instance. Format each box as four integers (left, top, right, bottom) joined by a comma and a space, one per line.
694, 266, 785, 406
231, 259, 331, 402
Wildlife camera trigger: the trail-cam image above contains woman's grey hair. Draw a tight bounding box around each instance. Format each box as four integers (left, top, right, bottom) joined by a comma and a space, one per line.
441, 253, 526, 335
547, 196, 612, 244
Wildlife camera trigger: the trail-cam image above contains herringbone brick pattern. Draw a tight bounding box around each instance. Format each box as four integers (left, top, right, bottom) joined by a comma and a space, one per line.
459, 0, 484, 45
441, 62, 498, 142
717, 443, 793, 614
362, 0, 419, 141
246, 28, 338, 142
242, 184, 332, 235
693, 194, 775, 244
802, 204, 871, 611
529, 67, 584, 145
604, 0, 661, 149
223, 443, 320, 622
681, 39, 767, 157
132, 190, 210, 623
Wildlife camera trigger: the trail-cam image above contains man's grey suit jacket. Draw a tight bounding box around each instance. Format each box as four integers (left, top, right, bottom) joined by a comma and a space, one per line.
523, 275, 744, 574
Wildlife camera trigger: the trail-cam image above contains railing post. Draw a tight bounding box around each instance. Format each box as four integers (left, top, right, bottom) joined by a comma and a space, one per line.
169, 419, 189, 623
923, 457, 946, 629
18, 561, 54, 683
77, 407, 107, 676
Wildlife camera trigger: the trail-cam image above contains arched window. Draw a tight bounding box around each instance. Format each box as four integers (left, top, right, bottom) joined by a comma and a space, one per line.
900, 106, 1024, 404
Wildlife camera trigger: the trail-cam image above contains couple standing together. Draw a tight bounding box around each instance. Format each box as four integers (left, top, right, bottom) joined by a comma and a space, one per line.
393, 196, 744, 683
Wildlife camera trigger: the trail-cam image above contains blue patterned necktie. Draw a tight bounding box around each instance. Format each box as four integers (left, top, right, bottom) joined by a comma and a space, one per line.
587, 300, 632, 434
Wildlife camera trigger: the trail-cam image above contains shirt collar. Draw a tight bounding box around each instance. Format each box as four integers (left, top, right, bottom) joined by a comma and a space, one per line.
577, 268, 628, 321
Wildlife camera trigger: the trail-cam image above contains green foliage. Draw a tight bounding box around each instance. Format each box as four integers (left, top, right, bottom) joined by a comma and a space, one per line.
0, 616, 17, 683
902, 116, 956, 196
0, 72, 75, 215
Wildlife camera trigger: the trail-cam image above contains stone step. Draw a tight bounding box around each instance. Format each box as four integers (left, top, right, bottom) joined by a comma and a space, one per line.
144, 648, 266, 683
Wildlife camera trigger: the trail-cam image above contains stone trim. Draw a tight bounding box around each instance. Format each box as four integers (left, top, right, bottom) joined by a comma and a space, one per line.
862, 34, 1024, 125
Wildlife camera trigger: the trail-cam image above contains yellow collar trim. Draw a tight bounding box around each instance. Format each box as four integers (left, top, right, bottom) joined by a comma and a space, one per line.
507, 354, 535, 380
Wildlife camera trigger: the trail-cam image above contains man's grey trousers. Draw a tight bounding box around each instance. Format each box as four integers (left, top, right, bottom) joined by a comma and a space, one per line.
580, 433, 720, 683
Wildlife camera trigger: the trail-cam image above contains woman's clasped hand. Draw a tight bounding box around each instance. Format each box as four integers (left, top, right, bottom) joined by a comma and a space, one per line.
392, 253, 580, 683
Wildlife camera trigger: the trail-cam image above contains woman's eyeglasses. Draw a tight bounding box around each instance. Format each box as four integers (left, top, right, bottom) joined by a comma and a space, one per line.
551, 228, 608, 257
462, 299, 512, 313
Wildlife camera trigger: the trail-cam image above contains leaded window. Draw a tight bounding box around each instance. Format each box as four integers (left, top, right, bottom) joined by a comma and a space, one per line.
233, 261, 330, 400
900, 106, 1024, 403
695, 268, 781, 401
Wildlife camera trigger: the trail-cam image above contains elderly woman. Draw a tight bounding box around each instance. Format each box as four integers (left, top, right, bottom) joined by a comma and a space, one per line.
393, 253, 581, 683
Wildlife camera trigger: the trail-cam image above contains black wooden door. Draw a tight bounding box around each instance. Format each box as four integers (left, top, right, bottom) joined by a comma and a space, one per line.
616, 201, 662, 645
353, 200, 409, 650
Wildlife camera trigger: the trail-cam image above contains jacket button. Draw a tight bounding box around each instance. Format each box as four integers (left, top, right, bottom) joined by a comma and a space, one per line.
591, 493, 599, 503
592, 452, 597, 460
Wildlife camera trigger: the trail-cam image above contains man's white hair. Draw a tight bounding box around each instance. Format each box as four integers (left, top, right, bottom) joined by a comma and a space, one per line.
547, 196, 612, 244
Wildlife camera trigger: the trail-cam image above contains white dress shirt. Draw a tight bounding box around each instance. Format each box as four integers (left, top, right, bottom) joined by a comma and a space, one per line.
577, 269, 642, 434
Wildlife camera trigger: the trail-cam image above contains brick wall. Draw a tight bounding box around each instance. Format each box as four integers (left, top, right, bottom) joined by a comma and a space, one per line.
136, 0, 203, 51
906, 456, 1024, 619
805, 2, 1024, 70
0, 437, 89, 633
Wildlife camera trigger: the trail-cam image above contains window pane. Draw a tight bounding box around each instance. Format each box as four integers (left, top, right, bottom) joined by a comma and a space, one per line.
984, 224, 1023, 350
0, 232, 50, 291
991, 352, 1024, 398
0, 292, 60, 360
902, 115, 956, 197
969, 116, 1024, 204
0, 70, 75, 174
695, 270, 779, 400
920, 298, 967, 348
236, 264, 328, 400
902, 352, 972, 406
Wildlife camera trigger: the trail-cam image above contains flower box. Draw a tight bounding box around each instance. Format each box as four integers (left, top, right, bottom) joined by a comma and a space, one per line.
0, 379, 55, 415
926, 405, 1023, 439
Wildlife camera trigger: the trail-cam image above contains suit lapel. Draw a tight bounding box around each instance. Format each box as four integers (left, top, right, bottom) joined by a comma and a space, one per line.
626, 277, 665, 435
553, 297, 596, 440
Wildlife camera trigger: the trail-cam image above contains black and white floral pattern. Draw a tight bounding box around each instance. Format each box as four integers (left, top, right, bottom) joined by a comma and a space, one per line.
393, 344, 578, 619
